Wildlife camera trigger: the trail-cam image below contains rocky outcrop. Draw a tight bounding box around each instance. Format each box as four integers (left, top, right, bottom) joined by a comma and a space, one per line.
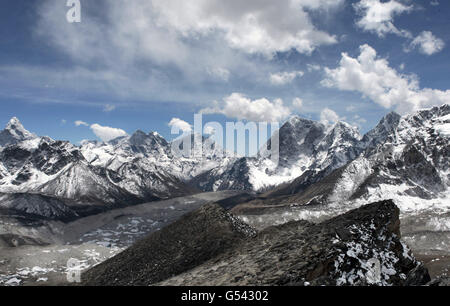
427, 277, 450, 286
160, 200, 428, 286
81, 204, 256, 286
83, 200, 430, 286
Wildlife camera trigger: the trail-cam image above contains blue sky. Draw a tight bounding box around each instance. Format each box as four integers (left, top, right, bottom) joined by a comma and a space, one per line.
0, 0, 449, 144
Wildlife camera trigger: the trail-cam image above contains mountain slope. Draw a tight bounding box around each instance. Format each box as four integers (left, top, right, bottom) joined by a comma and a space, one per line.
0, 120, 197, 221
0, 117, 36, 147
84, 201, 430, 286
234, 104, 450, 214
82, 204, 256, 286
193, 116, 364, 192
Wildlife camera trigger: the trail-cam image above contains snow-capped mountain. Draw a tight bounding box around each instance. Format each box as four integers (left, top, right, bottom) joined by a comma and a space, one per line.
1, 104, 448, 220
0, 117, 36, 147
193, 116, 365, 192
0, 121, 196, 220
81, 130, 236, 184
327, 104, 450, 212
251, 104, 450, 213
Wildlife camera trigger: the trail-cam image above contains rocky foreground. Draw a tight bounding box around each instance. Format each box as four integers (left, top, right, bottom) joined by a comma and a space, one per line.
82, 200, 445, 286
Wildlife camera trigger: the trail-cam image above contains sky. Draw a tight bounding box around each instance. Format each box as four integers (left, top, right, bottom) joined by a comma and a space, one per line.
0, 0, 449, 144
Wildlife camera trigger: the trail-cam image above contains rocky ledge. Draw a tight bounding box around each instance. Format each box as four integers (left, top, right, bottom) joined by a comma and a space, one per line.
82, 204, 256, 286
83, 200, 431, 286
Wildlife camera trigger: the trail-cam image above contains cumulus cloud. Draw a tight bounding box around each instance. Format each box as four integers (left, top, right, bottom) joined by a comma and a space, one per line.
37, 0, 342, 62
26, 0, 344, 106
270, 71, 304, 85
322, 44, 450, 114
353, 0, 412, 38
168, 118, 193, 133
320, 108, 341, 125
406, 31, 445, 55
307, 64, 322, 72
150, 0, 341, 57
292, 97, 304, 109
75, 120, 89, 127
103, 104, 117, 112
201, 93, 292, 122
90, 123, 128, 142
430, 0, 439, 6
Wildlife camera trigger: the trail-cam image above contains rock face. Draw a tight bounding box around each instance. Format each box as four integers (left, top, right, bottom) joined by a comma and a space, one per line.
1, 104, 448, 222
234, 104, 450, 213
81, 204, 256, 286
0, 119, 197, 221
193, 117, 365, 192
83, 200, 430, 286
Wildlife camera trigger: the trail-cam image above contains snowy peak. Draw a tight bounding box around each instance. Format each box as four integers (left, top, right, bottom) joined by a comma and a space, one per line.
276, 116, 326, 163
0, 117, 36, 147
105, 129, 170, 157
127, 130, 169, 153
324, 121, 362, 145
5, 117, 35, 139
361, 111, 401, 150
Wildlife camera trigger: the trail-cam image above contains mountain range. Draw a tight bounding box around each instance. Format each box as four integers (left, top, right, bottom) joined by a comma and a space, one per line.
0, 104, 449, 221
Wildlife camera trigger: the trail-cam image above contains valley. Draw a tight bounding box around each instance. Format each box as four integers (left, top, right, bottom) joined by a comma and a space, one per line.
0, 104, 449, 286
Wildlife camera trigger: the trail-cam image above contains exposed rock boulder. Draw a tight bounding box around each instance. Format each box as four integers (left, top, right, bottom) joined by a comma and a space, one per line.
84, 200, 429, 286
81, 204, 256, 286
158, 200, 428, 286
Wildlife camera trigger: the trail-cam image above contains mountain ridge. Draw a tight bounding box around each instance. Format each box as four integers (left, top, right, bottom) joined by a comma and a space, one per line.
0, 104, 448, 221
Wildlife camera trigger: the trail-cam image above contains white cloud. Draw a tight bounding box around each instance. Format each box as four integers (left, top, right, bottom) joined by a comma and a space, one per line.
90, 123, 128, 142
353, 0, 412, 38
430, 1, 439, 6
270, 71, 304, 85
350, 114, 367, 129
320, 108, 340, 125
407, 31, 445, 55
75, 120, 89, 127
206, 67, 231, 82
149, 0, 341, 57
103, 104, 117, 112
168, 118, 193, 133
27, 0, 344, 106
292, 97, 304, 109
38, 0, 341, 64
307, 64, 322, 72
322, 44, 450, 114
353, 114, 367, 124
201, 93, 292, 122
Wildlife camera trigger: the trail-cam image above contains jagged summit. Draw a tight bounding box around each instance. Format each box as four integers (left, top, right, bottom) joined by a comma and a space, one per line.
286, 115, 319, 126
1, 104, 448, 221
0, 117, 36, 147
128, 129, 168, 150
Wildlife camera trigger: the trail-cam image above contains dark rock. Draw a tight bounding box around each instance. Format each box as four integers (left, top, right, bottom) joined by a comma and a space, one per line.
404, 264, 432, 286
84, 200, 429, 286
81, 204, 256, 286
157, 200, 428, 286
